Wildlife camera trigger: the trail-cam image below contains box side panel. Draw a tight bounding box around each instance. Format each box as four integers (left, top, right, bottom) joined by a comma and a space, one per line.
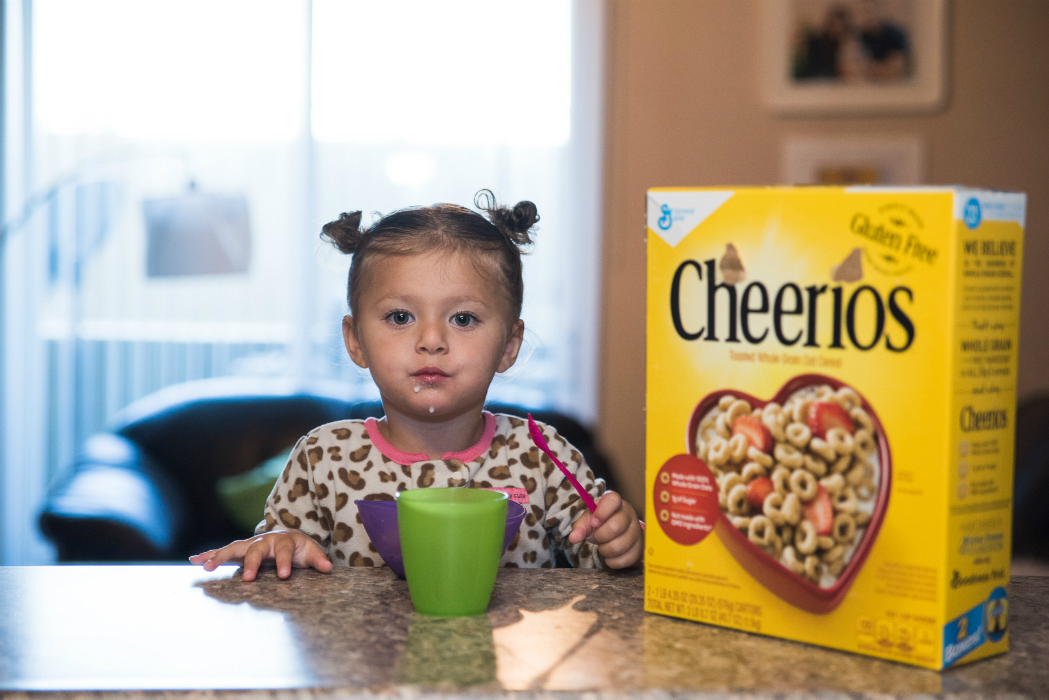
940, 191, 1024, 668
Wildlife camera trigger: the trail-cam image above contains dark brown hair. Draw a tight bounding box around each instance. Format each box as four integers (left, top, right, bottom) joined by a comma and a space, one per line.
320, 190, 539, 322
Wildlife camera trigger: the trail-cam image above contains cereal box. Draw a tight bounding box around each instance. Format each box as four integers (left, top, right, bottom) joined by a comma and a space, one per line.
645, 186, 1025, 669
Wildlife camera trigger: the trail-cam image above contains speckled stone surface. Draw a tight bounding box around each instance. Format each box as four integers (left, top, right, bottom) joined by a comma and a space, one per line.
0, 566, 1046, 699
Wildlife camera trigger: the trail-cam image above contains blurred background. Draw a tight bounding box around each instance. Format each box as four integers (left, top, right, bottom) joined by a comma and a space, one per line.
1, 0, 1046, 565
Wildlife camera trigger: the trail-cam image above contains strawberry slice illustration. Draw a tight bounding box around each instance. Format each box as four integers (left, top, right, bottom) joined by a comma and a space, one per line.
808, 401, 855, 440
803, 486, 834, 536
747, 477, 775, 511
733, 414, 773, 453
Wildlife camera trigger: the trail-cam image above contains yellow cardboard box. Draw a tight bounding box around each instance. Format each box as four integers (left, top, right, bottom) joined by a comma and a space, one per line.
645, 186, 1024, 669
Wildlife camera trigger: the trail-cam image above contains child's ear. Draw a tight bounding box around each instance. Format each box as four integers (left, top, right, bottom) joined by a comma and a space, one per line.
343, 315, 369, 369
497, 319, 525, 373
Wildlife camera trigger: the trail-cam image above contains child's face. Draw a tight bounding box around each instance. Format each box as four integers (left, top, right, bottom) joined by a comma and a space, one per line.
343, 250, 524, 420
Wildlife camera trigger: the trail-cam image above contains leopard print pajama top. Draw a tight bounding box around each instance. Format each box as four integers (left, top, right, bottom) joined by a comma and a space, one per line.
255, 412, 608, 568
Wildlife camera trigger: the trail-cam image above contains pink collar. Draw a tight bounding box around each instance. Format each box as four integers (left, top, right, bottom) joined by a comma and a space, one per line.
364, 411, 497, 466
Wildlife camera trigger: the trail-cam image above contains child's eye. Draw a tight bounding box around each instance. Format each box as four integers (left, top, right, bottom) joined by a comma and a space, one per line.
387, 311, 413, 326
451, 313, 476, 328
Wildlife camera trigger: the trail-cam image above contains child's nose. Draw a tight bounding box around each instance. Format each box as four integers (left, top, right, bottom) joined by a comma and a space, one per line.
416, 319, 447, 353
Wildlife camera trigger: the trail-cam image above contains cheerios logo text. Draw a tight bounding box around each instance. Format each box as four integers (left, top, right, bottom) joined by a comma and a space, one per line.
959, 406, 1008, 432
669, 258, 915, 352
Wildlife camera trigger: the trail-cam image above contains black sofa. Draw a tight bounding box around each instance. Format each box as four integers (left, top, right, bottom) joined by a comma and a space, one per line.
38, 377, 618, 563
1013, 393, 1049, 561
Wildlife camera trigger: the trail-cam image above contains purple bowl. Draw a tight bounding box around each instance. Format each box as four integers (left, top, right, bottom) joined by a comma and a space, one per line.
355, 497, 527, 579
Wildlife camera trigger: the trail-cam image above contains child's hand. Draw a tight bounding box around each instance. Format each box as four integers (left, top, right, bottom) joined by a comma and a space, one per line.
189, 530, 333, 581
568, 491, 644, 569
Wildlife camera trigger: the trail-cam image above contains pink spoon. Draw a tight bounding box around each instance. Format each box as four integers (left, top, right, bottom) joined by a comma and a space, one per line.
527, 414, 597, 513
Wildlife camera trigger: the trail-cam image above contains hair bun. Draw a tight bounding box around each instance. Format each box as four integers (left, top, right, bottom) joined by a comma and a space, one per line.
474, 189, 539, 247
320, 211, 365, 254
507, 201, 540, 235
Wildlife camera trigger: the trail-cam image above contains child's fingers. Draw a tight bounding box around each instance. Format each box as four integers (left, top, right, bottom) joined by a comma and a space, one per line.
598, 515, 645, 567
188, 549, 217, 564
596, 519, 639, 559
273, 537, 296, 579
569, 492, 624, 544
201, 540, 248, 570
568, 513, 594, 544
588, 495, 644, 568
602, 535, 644, 569
305, 547, 333, 573
285, 533, 331, 573
568, 492, 629, 545
593, 509, 632, 545
592, 495, 637, 544
240, 540, 269, 582
591, 491, 623, 526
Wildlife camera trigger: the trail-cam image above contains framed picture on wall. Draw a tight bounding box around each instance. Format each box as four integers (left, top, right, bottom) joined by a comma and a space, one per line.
781, 135, 925, 185
761, 0, 948, 115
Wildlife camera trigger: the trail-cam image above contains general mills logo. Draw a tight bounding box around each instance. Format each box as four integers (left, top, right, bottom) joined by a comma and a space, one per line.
657, 204, 673, 230
657, 204, 695, 231
648, 190, 734, 248
964, 197, 982, 229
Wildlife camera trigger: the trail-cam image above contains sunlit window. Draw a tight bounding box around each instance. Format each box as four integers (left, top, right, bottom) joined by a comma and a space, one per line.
312, 1, 571, 147
35, 0, 303, 141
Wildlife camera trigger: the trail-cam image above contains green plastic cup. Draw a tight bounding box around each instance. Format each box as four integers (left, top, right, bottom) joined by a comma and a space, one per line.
396, 488, 508, 617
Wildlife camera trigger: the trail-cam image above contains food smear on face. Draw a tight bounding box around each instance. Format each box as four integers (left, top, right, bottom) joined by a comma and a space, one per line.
414, 386, 421, 393
429, 406, 435, 414
694, 384, 879, 588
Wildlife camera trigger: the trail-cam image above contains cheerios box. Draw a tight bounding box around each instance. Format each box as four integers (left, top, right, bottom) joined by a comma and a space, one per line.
645, 186, 1025, 669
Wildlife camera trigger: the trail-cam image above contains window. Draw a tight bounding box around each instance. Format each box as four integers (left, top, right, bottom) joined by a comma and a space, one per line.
0, 0, 603, 564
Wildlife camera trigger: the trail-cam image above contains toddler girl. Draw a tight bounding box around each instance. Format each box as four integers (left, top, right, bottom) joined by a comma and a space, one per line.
191, 192, 643, 580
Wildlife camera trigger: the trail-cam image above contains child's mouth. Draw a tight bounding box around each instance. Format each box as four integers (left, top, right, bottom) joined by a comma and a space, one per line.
412, 367, 449, 384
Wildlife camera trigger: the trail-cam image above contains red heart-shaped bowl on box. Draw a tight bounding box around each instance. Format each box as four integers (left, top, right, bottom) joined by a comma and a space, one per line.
683, 373, 891, 614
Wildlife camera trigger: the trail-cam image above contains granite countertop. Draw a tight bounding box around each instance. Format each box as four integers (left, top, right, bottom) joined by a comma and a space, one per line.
0, 566, 1046, 699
